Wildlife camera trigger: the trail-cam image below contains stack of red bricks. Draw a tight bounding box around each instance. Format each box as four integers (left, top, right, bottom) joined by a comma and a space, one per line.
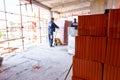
104, 9, 120, 80
72, 9, 120, 80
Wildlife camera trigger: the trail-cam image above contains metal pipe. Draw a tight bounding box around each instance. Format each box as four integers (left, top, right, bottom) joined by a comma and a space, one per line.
19, 0, 24, 50
64, 64, 73, 80
38, 8, 42, 43
3, 0, 10, 52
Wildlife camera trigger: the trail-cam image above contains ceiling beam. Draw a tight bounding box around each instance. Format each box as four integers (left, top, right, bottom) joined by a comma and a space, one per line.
33, 0, 51, 10
61, 6, 90, 14
23, 0, 51, 10
51, 1, 90, 11
37, 0, 52, 2
52, 0, 90, 8
51, 1, 81, 8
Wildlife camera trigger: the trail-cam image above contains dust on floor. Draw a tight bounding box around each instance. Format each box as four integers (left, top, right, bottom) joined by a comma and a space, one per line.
0, 44, 73, 80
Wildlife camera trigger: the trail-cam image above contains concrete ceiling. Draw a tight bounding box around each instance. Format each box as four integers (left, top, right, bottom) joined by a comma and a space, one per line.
23, 0, 93, 14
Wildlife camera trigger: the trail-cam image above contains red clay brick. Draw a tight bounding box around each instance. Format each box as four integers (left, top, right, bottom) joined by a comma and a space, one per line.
75, 36, 107, 63
108, 9, 120, 39
103, 64, 120, 80
73, 57, 102, 80
105, 39, 120, 67
78, 14, 108, 37
72, 76, 85, 80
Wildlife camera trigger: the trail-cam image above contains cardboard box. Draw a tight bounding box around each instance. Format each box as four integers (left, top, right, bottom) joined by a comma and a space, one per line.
73, 57, 102, 80
75, 36, 107, 63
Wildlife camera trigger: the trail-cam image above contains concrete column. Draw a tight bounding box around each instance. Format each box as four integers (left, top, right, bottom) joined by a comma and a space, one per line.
106, 0, 120, 9
90, 0, 120, 14
90, 0, 107, 14
50, 11, 53, 18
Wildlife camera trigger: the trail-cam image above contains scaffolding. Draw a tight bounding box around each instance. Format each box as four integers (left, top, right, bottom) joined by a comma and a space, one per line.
0, 0, 50, 56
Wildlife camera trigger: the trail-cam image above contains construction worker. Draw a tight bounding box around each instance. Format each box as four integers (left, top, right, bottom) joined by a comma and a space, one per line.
48, 18, 59, 47
71, 18, 78, 29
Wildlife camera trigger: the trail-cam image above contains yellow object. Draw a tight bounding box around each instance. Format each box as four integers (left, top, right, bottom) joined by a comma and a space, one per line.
0, 32, 3, 38
55, 38, 62, 45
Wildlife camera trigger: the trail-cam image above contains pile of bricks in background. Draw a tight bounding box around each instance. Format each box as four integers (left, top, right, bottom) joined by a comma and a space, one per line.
56, 20, 72, 45
64, 21, 72, 45
72, 9, 120, 80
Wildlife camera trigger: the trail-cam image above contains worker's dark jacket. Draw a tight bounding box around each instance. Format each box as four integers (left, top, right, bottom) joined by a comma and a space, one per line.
71, 22, 78, 27
48, 21, 59, 35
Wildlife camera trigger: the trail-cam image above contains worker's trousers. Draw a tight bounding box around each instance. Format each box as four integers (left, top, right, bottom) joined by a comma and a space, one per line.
48, 34, 53, 46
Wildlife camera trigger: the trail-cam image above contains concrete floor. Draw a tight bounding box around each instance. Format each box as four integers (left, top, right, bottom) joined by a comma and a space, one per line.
0, 44, 73, 80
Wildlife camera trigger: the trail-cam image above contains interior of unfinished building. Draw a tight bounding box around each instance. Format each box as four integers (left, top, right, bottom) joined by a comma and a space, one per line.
0, 0, 120, 80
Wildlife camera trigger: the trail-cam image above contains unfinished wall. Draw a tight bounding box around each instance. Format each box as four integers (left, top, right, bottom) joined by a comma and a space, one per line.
90, 0, 107, 14
107, 0, 120, 8
90, 0, 120, 14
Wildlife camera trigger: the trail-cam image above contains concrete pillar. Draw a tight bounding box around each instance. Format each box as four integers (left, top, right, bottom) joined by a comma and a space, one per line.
107, 0, 120, 9
114, 0, 120, 8
50, 11, 53, 18
90, 0, 107, 14
90, 0, 120, 14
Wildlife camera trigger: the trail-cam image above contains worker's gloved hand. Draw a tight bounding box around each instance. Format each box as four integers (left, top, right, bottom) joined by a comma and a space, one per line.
57, 26, 59, 29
